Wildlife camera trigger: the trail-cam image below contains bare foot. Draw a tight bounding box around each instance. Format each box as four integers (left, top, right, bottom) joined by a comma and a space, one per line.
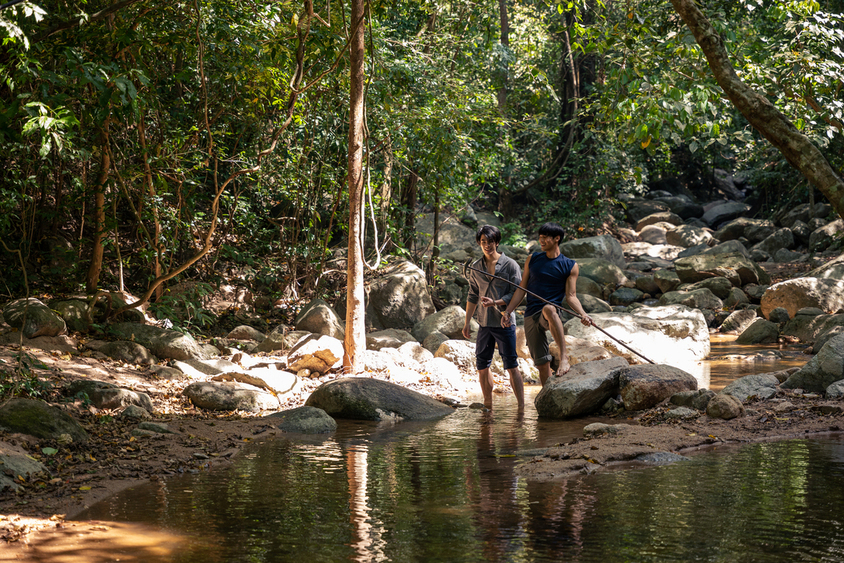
555, 359, 571, 377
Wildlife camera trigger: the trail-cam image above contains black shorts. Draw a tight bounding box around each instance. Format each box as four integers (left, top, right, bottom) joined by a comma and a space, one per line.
475, 326, 519, 371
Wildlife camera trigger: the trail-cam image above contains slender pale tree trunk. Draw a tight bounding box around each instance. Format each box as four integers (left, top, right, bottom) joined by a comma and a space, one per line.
86, 123, 110, 294
671, 0, 844, 218
344, 0, 366, 374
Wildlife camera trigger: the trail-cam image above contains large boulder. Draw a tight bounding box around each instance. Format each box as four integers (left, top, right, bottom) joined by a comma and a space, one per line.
109, 322, 207, 360
305, 377, 455, 421
182, 381, 278, 412
66, 380, 154, 412
782, 312, 844, 343
674, 252, 770, 286
780, 333, 844, 393
635, 212, 684, 231
366, 329, 418, 350
760, 277, 844, 319
658, 288, 724, 310
565, 305, 710, 369
51, 299, 92, 333
779, 202, 833, 229
714, 217, 775, 242
653, 270, 682, 293
688, 277, 734, 299
575, 258, 630, 287
701, 201, 751, 228
0, 399, 88, 443
617, 365, 698, 411
735, 318, 780, 344
666, 225, 713, 248
751, 228, 795, 256
721, 373, 779, 402
720, 309, 758, 334
626, 200, 670, 223
367, 260, 436, 329
3, 298, 66, 338
809, 219, 844, 252
651, 196, 703, 220
560, 235, 626, 270
295, 298, 345, 339
226, 325, 266, 342
434, 339, 476, 374
99, 340, 156, 365
412, 305, 468, 342
534, 357, 629, 418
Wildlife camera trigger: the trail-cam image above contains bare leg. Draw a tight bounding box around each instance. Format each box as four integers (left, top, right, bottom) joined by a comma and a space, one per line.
537, 362, 552, 386
478, 367, 494, 409
542, 304, 570, 376
506, 367, 524, 410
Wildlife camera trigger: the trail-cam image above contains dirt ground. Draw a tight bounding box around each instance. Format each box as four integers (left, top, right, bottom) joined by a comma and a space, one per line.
1, 338, 842, 549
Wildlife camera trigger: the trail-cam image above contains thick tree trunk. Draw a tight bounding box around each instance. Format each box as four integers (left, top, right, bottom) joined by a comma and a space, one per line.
670, 0, 844, 217
85, 125, 110, 294
344, 0, 366, 375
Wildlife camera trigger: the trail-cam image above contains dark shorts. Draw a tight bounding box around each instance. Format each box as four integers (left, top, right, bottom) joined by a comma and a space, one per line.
475, 326, 519, 371
524, 312, 553, 366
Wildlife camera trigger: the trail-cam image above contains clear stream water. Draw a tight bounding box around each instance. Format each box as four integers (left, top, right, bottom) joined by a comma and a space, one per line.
73, 339, 844, 563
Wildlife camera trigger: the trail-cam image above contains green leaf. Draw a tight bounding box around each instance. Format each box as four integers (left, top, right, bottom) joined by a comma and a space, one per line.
42, 447, 58, 455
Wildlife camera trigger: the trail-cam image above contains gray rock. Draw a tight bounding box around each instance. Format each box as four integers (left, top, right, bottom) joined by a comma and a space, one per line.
617, 364, 698, 411
639, 225, 668, 245
768, 307, 791, 324
702, 201, 751, 228
119, 405, 152, 420
255, 328, 310, 353
182, 381, 278, 412
774, 248, 806, 263
670, 389, 715, 410
720, 309, 758, 334
226, 325, 266, 342
287, 334, 344, 375
707, 393, 744, 419
723, 288, 750, 309
138, 421, 176, 434
653, 270, 681, 293
809, 219, 844, 252
714, 217, 775, 242
576, 275, 605, 298
575, 258, 630, 287
560, 235, 627, 270
579, 294, 613, 314
422, 330, 450, 354
66, 380, 154, 412
3, 298, 66, 338
813, 326, 844, 354
702, 239, 751, 258
659, 288, 724, 310
610, 287, 644, 306
366, 329, 418, 350
367, 259, 436, 330
534, 357, 630, 418
634, 274, 660, 295
566, 305, 710, 366
626, 200, 671, 223
0, 398, 88, 443
305, 377, 455, 421
100, 340, 156, 365
826, 380, 844, 399
780, 202, 832, 229
674, 252, 770, 286
583, 422, 629, 436
412, 305, 466, 342
751, 228, 795, 256
635, 212, 684, 231
109, 322, 207, 361
721, 373, 780, 402
51, 299, 92, 333
652, 196, 703, 220
689, 277, 734, 298
760, 277, 844, 319
267, 406, 337, 433
0, 444, 47, 492
736, 318, 780, 344
295, 298, 345, 339
666, 224, 713, 248
781, 334, 844, 393
782, 312, 844, 344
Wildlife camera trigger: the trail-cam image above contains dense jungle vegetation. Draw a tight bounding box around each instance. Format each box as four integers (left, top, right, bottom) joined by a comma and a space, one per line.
1, 0, 842, 330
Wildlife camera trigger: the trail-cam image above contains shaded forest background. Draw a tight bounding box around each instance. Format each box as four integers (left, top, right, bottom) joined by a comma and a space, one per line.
1, 0, 842, 333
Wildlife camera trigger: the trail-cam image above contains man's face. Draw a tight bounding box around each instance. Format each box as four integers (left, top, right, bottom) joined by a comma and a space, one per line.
538, 233, 559, 251
478, 234, 498, 258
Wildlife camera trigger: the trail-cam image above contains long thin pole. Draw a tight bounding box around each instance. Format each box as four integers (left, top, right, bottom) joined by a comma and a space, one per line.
465, 262, 656, 364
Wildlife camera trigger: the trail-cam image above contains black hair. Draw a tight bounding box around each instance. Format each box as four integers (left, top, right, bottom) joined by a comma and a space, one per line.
476, 224, 502, 244
538, 222, 565, 242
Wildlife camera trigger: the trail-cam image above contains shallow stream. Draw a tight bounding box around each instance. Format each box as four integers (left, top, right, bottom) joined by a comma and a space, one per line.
72, 338, 844, 562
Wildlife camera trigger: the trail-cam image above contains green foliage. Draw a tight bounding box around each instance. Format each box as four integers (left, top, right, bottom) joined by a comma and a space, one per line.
0, 352, 52, 400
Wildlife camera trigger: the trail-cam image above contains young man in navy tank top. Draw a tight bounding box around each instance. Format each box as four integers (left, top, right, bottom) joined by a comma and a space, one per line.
501, 222, 593, 385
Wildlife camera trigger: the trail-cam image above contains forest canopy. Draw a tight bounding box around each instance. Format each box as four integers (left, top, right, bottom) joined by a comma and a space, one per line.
1, 0, 842, 317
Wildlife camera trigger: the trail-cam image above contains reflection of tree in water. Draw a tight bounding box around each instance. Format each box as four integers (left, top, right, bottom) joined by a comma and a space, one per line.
346, 444, 388, 562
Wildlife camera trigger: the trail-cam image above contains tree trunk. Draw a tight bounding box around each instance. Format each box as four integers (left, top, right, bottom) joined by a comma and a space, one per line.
496, 0, 509, 112
85, 124, 110, 294
344, 0, 366, 375
670, 0, 844, 218
400, 168, 418, 249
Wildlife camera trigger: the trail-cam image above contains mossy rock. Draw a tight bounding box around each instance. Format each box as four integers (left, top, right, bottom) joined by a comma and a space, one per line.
0, 398, 88, 443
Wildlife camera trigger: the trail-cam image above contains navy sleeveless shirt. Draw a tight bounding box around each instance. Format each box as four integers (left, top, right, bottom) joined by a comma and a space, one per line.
525, 251, 576, 317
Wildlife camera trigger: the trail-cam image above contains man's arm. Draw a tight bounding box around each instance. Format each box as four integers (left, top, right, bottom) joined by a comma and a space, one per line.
501, 255, 531, 327
565, 263, 593, 326
463, 300, 478, 339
